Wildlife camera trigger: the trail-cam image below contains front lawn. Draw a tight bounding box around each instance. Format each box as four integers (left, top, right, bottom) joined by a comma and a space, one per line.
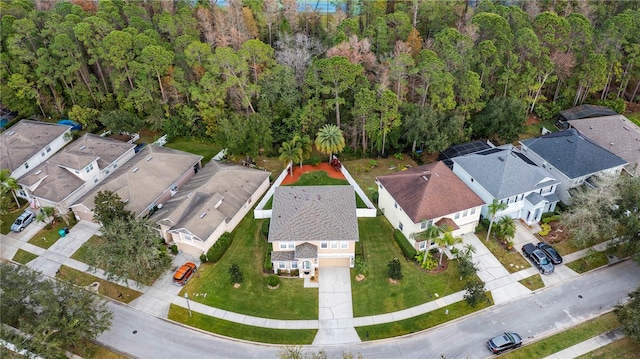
578, 337, 640, 359
12, 249, 38, 264
28, 217, 77, 249
56, 265, 142, 304
181, 215, 318, 320
566, 250, 609, 273
500, 312, 620, 359
71, 234, 103, 262
165, 137, 221, 164
355, 293, 494, 341
351, 217, 471, 317
518, 273, 545, 291
168, 304, 317, 344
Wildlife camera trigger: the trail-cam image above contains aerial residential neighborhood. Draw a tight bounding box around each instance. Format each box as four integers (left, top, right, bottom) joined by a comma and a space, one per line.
1, 1, 640, 359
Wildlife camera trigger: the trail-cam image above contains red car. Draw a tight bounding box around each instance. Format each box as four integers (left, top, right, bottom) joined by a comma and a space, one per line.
173, 262, 197, 286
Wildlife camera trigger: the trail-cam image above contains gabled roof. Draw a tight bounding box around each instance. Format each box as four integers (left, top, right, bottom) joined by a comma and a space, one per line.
568, 115, 640, 176
18, 133, 135, 203
0, 120, 71, 173
150, 161, 270, 241
376, 161, 484, 223
520, 129, 627, 179
71, 145, 203, 216
269, 186, 358, 243
453, 145, 560, 199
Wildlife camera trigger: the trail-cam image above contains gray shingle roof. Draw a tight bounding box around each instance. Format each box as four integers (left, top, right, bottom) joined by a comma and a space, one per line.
150, 161, 270, 241
271, 251, 294, 261
295, 242, 318, 259
453, 145, 559, 199
520, 129, 627, 179
269, 186, 358, 243
0, 120, 71, 173
525, 192, 545, 206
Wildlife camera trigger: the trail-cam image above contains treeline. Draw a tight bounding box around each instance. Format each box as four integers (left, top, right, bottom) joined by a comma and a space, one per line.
1, 0, 639, 158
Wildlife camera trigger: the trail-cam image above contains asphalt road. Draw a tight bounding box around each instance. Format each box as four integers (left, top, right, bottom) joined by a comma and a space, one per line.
96, 260, 640, 359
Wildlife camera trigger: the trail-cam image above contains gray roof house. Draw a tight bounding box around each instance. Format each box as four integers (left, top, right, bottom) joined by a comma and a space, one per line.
70, 145, 203, 222
520, 129, 628, 203
151, 161, 271, 258
268, 185, 359, 276
567, 115, 640, 176
451, 145, 560, 225
0, 120, 73, 179
17, 133, 136, 213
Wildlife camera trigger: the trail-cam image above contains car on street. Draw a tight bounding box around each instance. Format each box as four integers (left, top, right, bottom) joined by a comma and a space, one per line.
487, 332, 522, 354
11, 210, 35, 232
537, 242, 563, 265
522, 243, 555, 274
173, 262, 197, 286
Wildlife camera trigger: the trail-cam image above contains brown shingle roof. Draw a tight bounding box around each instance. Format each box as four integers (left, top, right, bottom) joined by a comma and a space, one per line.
376, 161, 485, 223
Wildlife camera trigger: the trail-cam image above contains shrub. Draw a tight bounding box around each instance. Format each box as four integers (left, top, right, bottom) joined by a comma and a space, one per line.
290, 269, 299, 277
206, 232, 233, 263
463, 279, 487, 307
309, 156, 321, 166
393, 229, 418, 260
170, 244, 179, 254
261, 219, 270, 239
199, 254, 208, 263
277, 269, 286, 276
415, 251, 438, 271
266, 274, 280, 287
538, 223, 552, 236
264, 243, 273, 273
371, 191, 379, 204
394, 153, 404, 160
228, 263, 244, 284
457, 255, 478, 280
368, 159, 378, 168
388, 258, 403, 281
355, 256, 368, 275
593, 98, 626, 113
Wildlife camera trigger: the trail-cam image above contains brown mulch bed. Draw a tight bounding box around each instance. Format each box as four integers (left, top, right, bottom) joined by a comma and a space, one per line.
280, 163, 346, 185
413, 256, 449, 274
539, 220, 569, 244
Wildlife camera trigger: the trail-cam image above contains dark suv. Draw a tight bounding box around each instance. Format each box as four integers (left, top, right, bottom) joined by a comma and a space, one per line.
536, 242, 563, 265
522, 243, 554, 274
487, 332, 522, 354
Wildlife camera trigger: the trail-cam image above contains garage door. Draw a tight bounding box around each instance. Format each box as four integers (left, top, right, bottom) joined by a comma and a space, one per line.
319, 257, 350, 267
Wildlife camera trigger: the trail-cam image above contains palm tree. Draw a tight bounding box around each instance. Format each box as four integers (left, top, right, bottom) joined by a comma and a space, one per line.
0, 169, 20, 208
292, 134, 312, 168
412, 224, 447, 265
315, 124, 345, 163
485, 199, 508, 241
494, 216, 516, 243
278, 140, 303, 176
36, 206, 56, 226
434, 230, 463, 266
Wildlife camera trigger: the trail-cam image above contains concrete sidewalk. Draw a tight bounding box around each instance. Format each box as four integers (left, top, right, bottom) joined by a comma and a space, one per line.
542, 328, 625, 359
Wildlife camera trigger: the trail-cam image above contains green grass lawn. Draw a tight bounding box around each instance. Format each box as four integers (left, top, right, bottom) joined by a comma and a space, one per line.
351, 217, 472, 317
28, 217, 77, 249
168, 304, 317, 344
499, 312, 620, 359
76, 342, 129, 359
518, 273, 545, 291
626, 112, 640, 127
71, 234, 103, 262
165, 137, 221, 164
356, 293, 494, 341
578, 336, 640, 359
12, 249, 38, 264
566, 251, 609, 273
181, 215, 318, 320
520, 119, 558, 140
476, 228, 531, 273
56, 265, 142, 304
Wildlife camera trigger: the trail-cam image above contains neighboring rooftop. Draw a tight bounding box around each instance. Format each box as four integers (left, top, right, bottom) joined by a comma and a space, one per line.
72, 145, 203, 216
557, 105, 617, 125
150, 161, 270, 241
520, 129, 628, 179
438, 140, 494, 168
568, 115, 640, 176
0, 120, 72, 173
376, 161, 485, 223
453, 145, 560, 199
269, 186, 358, 243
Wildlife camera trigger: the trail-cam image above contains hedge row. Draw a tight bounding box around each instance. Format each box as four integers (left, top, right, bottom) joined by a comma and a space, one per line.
393, 229, 417, 260
206, 232, 233, 263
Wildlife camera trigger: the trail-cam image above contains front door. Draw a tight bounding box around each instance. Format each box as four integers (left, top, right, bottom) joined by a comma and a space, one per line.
303, 261, 311, 275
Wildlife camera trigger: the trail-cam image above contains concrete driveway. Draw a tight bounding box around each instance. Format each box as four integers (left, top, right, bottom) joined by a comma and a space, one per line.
313, 266, 360, 345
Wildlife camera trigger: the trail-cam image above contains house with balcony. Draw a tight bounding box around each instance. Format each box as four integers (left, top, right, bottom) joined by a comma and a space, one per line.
452, 145, 560, 225
268, 186, 358, 277
376, 161, 485, 252
519, 129, 628, 203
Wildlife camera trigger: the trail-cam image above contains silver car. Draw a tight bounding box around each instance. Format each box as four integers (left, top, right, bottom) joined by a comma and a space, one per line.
11, 210, 35, 232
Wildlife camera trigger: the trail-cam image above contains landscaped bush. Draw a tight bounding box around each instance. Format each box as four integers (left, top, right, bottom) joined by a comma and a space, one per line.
387, 258, 403, 281
290, 269, 299, 277
199, 254, 208, 263
538, 223, 552, 236
463, 279, 488, 307
206, 232, 233, 263
264, 243, 273, 273
393, 229, 418, 260
261, 219, 270, 239
266, 274, 280, 287
371, 191, 379, 204
228, 263, 244, 284
541, 215, 561, 224
414, 251, 438, 271
170, 244, 178, 255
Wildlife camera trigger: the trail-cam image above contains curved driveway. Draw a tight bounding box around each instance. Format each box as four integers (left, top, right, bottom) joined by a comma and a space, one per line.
98, 260, 640, 359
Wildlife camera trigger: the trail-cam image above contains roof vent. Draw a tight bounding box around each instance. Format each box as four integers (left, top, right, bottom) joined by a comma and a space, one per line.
610, 142, 614, 146
146, 156, 153, 161
8, 131, 15, 136
199, 212, 206, 219
133, 167, 139, 173
623, 126, 630, 131
79, 145, 86, 150
186, 192, 193, 198
35, 170, 42, 175
590, 126, 593, 129
421, 175, 429, 182
567, 139, 574, 143
498, 156, 505, 162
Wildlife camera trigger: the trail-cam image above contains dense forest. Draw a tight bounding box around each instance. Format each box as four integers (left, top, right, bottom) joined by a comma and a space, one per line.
1, 0, 639, 158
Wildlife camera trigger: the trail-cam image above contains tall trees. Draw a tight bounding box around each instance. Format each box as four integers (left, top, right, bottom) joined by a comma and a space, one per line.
471, 97, 526, 143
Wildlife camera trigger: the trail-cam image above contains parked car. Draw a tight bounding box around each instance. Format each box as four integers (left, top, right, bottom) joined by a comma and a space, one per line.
522, 243, 555, 274
11, 210, 35, 232
487, 332, 522, 354
173, 262, 197, 286
536, 242, 563, 265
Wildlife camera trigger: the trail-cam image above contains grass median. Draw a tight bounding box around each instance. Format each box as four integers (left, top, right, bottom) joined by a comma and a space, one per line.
12, 249, 38, 264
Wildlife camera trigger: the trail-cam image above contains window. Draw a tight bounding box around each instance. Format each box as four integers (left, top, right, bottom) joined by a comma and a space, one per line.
471, 178, 474, 182
320, 242, 328, 249
24, 162, 29, 170
394, 202, 398, 209
288, 242, 294, 249
470, 208, 476, 215
113, 163, 118, 169
340, 242, 348, 249
419, 241, 427, 250
330, 241, 338, 249
399, 222, 404, 231
46, 145, 51, 153
278, 262, 286, 269
105, 169, 110, 175
183, 234, 193, 243
291, 261, 298, 269
279, 243, 288, 249
41, 151, 45, 157
170, 184, 178, 192
93, 177, 98, 183
421, 221, 427, 229
454, 212, 460, 219
462, 209, 468, 217
248, 197, 252, 204
85, 163, 94, 173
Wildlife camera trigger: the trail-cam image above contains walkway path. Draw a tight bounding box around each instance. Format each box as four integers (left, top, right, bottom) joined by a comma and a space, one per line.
542, 327, 625, 359
313, 267, 360, 344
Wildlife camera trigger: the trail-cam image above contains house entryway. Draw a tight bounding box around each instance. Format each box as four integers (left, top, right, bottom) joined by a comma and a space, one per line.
312, 267, 360, 344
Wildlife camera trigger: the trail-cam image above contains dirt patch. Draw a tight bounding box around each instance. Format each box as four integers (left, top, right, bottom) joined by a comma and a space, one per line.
280, 163, 345, 185
539, 220, 569, 244
526, 114, 540, 126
